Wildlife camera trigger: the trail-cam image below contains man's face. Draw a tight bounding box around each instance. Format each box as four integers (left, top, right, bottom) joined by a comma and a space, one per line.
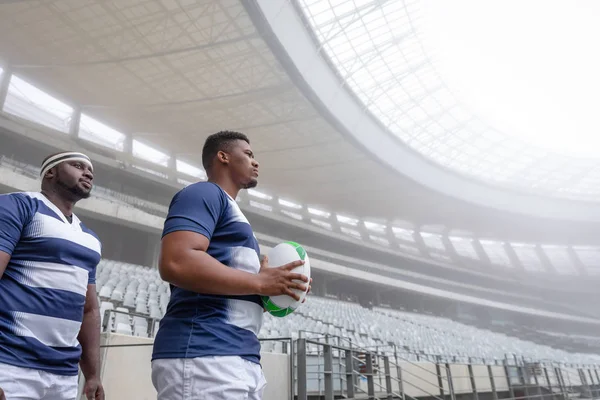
53, 160, 94, 200
226, 139, 259, 189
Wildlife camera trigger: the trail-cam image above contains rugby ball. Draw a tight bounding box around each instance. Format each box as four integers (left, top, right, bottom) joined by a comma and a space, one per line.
261, 241, 311, 317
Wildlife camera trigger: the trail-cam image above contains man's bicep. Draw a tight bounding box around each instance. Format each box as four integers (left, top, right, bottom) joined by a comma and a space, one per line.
0, 194, 31, 256
162, 231, 210, 254
0, 251, 10, 279
83, 284, 99, 313
159, 231, 210, 281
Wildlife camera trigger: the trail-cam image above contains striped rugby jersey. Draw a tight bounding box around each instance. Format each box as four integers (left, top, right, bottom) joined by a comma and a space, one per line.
152, 182, 263, 364
0, 192, 101, 376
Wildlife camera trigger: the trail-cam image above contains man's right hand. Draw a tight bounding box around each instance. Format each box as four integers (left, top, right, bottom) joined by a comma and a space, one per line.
255, 255, 309, 301
0, 386, 6, 400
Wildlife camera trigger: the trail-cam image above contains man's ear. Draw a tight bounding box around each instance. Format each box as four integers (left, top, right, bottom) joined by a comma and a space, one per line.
44, 167, 56, 180
216, 150, 229, 165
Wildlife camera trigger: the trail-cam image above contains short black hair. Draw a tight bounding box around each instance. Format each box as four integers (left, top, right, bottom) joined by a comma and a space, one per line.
202, 130, 250, 172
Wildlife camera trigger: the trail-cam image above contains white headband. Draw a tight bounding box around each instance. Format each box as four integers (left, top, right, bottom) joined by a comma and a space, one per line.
40, 152, 93, 178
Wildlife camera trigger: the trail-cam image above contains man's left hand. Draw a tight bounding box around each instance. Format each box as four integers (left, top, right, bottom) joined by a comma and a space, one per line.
83, 377, 105, 400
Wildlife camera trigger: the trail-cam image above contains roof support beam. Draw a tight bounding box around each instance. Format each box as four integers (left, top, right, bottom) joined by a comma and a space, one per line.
69, 106, 81, 138
567, 247, 588, 276
168, 152, 177, 182
503, 243, 524, 272
0, 65, 11, 111
472, 238, 491, 265
535, 245, 556, 274
123, 134, 133, 155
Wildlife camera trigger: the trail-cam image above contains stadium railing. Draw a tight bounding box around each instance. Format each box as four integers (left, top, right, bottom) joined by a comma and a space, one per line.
295, 335, 600, 400
87, 310, 600, 400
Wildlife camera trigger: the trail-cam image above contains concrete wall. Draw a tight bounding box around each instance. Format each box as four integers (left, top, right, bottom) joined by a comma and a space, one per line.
80, 333, 291, 400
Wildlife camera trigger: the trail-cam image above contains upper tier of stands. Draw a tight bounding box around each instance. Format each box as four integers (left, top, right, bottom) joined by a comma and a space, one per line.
96, 259, 600, 366
1, 155, 599, 277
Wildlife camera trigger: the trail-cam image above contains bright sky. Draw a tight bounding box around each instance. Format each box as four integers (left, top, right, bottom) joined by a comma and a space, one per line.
419, 0, 600, 157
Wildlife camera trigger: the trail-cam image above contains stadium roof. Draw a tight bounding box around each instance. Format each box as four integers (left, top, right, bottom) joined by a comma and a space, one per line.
0, 0, 599, 225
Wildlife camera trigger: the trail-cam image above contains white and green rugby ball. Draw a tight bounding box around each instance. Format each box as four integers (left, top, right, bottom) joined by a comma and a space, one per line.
261, 241, 311, 317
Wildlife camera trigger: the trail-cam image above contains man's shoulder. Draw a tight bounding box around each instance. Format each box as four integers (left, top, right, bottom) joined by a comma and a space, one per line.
1, 191, 37, 200
0, 191, 40, 210
185, 181, 223, 194
175, 182, 227, 203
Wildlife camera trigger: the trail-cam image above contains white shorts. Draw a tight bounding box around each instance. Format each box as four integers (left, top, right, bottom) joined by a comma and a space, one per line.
0, 362, 78, 400
152, 356, 267, 400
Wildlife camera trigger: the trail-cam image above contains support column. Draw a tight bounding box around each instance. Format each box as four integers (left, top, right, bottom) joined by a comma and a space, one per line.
413, 228, 429, 258
504, 243, 524, 271
468, 363, 479, 400
297, 339, 307, 400
323, 344, 334, 400
442, 234, 461, 263
487, 365, 499, 400
122, 134, 133, 168
0, 65, 12, 110
168, 152, 177, 182
567, 246, 588, 275
69, 106, 81, 138
123, 134, 133, 155
472, 238, 492, 264
535, 245, 556, 274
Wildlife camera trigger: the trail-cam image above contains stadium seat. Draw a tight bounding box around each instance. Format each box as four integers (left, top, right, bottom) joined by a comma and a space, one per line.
93, 259, 600, 364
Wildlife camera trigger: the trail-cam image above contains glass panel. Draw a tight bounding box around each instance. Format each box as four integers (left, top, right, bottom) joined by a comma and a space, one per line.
79, 114, 126, 151
337, 214, 359, 226
176, 159, 206, 179
248, 189, 273, 201
479, 240, 513, 268
369, 235, 389, 247
279, 199, 303, 209
281, 209, 303, 221
392, 226, 416, 243
132, 164, 168, 179
510, 243, 546, 273
398, 243, 420, 255
311, 218, 332, 230
177, 178, 194, 187
419, 232, 446, 251
541, 245, 578, 275
448, 236, 479, 260
365, 221, 386, 234
341, 226, 362, 239
573, 246, 600, 276
308, 207, 331, 218
296, 0, 600, 200
249, 200, 272, 212
133, 140, 170, 167
4, 75, 73, 133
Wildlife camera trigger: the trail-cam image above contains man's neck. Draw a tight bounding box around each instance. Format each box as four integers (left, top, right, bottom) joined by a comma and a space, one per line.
41, 189, 76, 219
208, 177, 240, 199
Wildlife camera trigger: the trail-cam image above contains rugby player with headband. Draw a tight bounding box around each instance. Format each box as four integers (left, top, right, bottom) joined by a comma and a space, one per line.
0, 151, 104, 400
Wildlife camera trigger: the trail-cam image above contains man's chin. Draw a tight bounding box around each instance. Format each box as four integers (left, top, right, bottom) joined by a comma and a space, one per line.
244, 179, 258, 189
71, 187, 92, 200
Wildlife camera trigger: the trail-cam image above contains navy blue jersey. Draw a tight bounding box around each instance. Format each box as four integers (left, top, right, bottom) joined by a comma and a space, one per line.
152, 182, 263, 363
0, 192, 101, 376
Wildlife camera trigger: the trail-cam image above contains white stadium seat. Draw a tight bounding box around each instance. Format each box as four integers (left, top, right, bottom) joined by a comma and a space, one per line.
93, 259, 600, 364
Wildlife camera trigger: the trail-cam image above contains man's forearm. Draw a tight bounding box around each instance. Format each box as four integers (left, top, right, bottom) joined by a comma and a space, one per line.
78, 307, 101, 380
161, 250, 260, 295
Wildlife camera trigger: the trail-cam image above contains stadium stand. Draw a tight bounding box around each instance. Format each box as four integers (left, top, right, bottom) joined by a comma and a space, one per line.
96, 258, 600, 366
2, 155, 600, 279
